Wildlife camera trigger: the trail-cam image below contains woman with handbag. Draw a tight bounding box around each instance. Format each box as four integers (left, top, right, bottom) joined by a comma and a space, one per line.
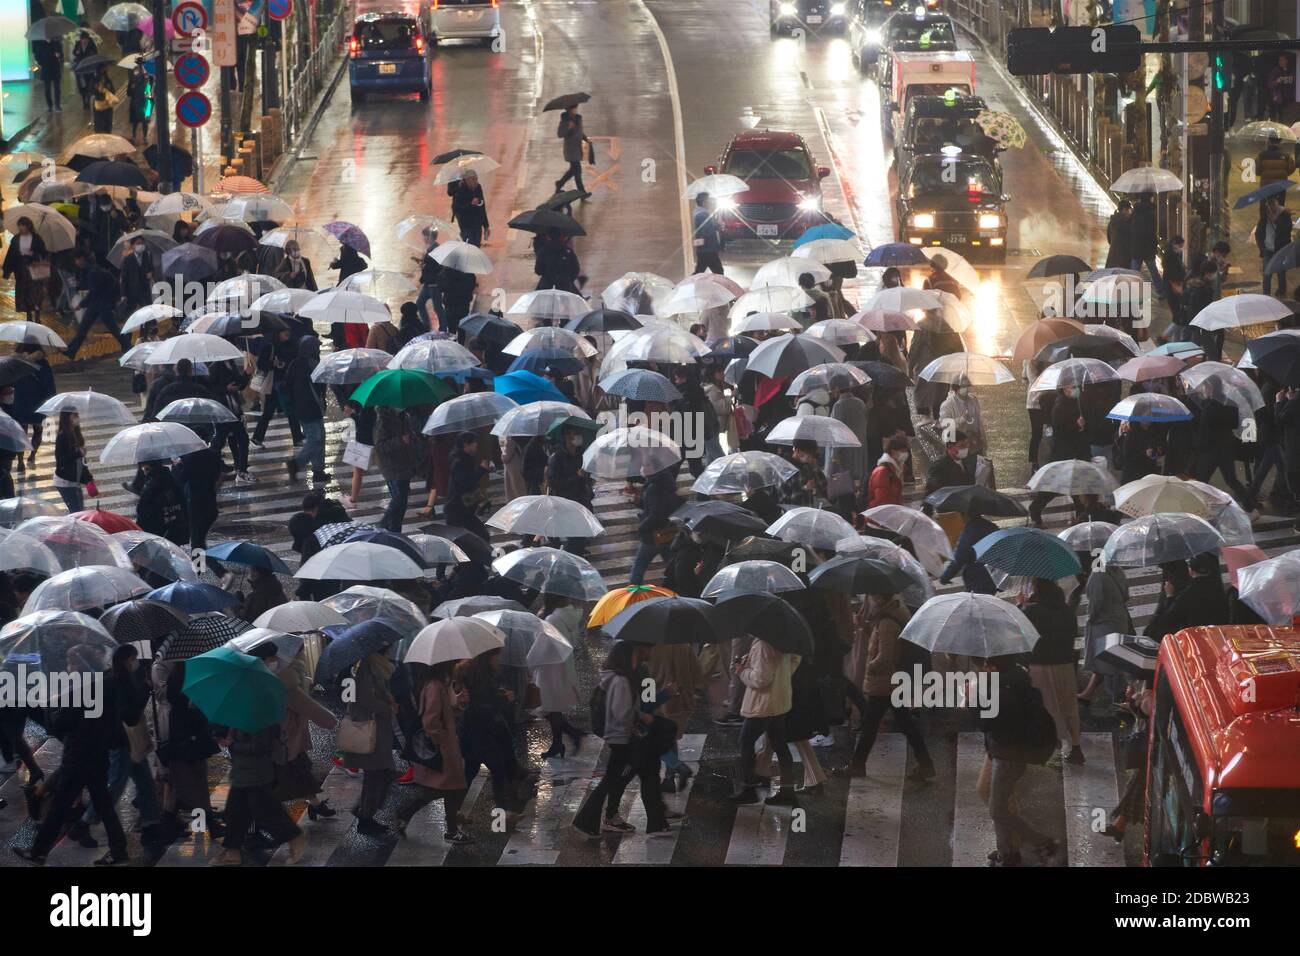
457, 648, 528, 822
274, 650, 338, 819
338, 649, 398, 837
152, 658, 219, 832
53, 410, 94, 512
91, 67, 118, 133
392, 660, 473, 844
2, 216, 48, 322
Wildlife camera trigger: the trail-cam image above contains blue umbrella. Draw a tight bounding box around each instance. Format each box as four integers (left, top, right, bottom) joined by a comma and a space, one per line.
973, 527, 1082, 580
205, 540, 292, 575
1106, 393, 1194, 424
1149, 341, 1204, 358
445, 367, 496, 384
147, 581, 239, 614
314, 619, 405, 684
506, 350, 586, 376
494, 369, 568, 404
598, 368, 683, 403
793, 222, 855, 247
1233, 179, 1295, 209
863, 242, 930, 267
704, 335, 760, 360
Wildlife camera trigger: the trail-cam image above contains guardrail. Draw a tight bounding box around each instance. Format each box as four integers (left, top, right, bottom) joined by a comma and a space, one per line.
281, 1, 353, 147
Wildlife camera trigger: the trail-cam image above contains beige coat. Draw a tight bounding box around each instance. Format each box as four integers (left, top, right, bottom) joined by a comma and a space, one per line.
279, 658, 336, 761
863, 597, 911, 697
411, 677, 467, 791
648, 643, 704, 738
365, 321, 401, 355
739, 639, 800, 718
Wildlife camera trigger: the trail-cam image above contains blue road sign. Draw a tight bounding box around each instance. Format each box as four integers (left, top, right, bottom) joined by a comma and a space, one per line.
267, 0, 291, 21
176, 90, 213, 128
174, 52, 210, 90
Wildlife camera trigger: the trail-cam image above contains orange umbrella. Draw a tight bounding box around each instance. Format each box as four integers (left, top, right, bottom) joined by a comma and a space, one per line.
1011, 318, 1085, 364
216, 175, 269, 195
587, 584, 675, 628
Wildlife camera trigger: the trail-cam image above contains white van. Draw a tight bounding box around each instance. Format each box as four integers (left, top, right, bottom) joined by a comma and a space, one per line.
431, 0, 501, 45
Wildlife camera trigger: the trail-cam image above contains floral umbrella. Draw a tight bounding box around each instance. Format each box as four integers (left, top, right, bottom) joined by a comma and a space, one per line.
323, 220, 371, 257
975, 109, 1027, 149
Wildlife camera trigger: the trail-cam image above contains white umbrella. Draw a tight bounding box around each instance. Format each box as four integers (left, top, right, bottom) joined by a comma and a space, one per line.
662, 281, 736, 316
1236, 552, 1300, 625
253, 600, 349, 633
12, 516, 130, 569
862, 287, 942, 313
311, 348, 394, 385
207, 274, 285, 315
405, 617, 505, 665
502, 326, 598, 358
1029, 357, 1120, 394
861, 504, 953, 577
691, 450, 798, 495
751, 257, 831, 288
423, 393, 517, 435
22, 565, 149, 615
792, 238, 860, 264
1100, 513, 1224, 568
144, 192, 212, 218
298, 289, 390, 325
432, 154, 501, 185
432, 596, 527, 619
487, 495, 604, 538
430, 241, 494, 274
296, 542, 426, 581
338, 269, 419, 298
921, 247, 981, 294
36, 390, 136, 426
0, 497, 64, 528
1084, 323, 1141, 356
100, 422, 207, 465
766, 414, 861, 448
1028, 460, 1117, 497
684, 173, 749, 200
803, 319, 874, 347
0, 528, 62, 575
507, 289, 590, 324
917, 352, 1014, 385
766, 507, 857, 551
258, 226, 331, 250
730, 311, 804, 335
4, 203, 77, 252
728, 285, 814, 318
250, 288, 318, 316
23, 176, 89, 205
1190, 294, 1291, 332
491, 401, 589, 438
406, 534, 470, 566
122, 303, 183, 334
0, 321, 66, 349
157, 398, 238, 425
701, 560, 805, 597
602, 272, 675, 316
492, 547, 606, 601
525, 626, 574, 667
1113, 475, 1221, 519
1057, 521, 1119, 553
1110, 166, 1184, 193
900, 593, 1040, 657
106, 229, 176, 269
389, 338, 480, 375
144, 333, 244, 366
583, 426, 682, 478
221, 194, 295, 223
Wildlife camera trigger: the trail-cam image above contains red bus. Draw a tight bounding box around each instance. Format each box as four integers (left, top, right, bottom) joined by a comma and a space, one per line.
1146, 626, 1300, 866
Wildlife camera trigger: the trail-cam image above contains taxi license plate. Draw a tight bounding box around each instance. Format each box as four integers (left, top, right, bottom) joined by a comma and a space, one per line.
459, 8, 478, 17
757, 224, 780, 237
379, 63, 398, 75
807, 14, 823, 22
947, 233, 967, 244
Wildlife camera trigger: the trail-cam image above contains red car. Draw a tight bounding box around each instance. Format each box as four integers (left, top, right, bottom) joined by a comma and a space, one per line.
704, 130, 831, 242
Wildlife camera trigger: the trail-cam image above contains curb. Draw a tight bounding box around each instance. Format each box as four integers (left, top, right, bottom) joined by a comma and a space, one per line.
268, 52, 350, 194
1, 119, 41, 153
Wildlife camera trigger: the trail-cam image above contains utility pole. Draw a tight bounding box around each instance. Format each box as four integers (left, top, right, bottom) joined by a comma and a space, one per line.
151, 0, 173, 190
1207, 0, 1225, 242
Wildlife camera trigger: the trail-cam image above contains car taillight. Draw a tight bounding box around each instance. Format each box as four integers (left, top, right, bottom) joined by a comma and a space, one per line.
349, 37, 358, 54
415, 35, 424, 53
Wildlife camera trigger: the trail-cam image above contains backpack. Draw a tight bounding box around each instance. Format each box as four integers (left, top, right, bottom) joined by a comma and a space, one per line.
1022, 684, 1060, 765
588, 684, 607, 738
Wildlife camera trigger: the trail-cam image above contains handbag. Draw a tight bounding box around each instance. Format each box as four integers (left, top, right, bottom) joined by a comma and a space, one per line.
732, 404, 754, 439
826, 469, 855, 500
336, 715, 377, 754
249, 370, 273, 395
586, 140, 596, 165
27, 261, 51, 282
652, 525, 678, 548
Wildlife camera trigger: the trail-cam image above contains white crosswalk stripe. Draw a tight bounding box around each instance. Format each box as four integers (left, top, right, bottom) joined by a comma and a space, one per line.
838, 735, 906, 867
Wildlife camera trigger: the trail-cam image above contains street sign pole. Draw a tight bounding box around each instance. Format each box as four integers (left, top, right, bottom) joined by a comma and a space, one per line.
152, 0, 173, 190
192, 126, 203, 193
1208, 0, 1225, 243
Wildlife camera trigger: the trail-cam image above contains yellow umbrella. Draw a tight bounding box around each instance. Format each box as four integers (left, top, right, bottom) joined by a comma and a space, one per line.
586, 584, 675, 629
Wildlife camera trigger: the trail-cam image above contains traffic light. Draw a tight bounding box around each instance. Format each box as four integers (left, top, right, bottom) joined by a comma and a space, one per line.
1212, 53, 1227, 91
142, 76, 154, 120
1007, 25, 1142, 76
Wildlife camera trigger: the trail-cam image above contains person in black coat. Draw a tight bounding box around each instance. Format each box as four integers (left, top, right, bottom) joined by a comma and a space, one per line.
1192, 397, 1249, 503
534, 230, 581, 293
329, 242, 366, 282
10, 343, 55, 474
70, 31, 98, 109
440, 266, 477, 337
175, 436, 230, 560
415, 228, 446, 328
1145, 552, 1230, 640
1104, 200, 1133, 270
450, 170, 490, 246
285, 336, 327, 484
1029, 385, 1091, 526
546, 428, 593, 508
119, 236, 156, 310
445, 431, 493, 540
147, 358, 214, 421
136, 460, 189, 544
1128, 195, 1163, 297
32, 36, 62, 110
64, 249, 132, 360
1161, 235, 1186, 319
251, 327, 304, 446
521, 434, 548, 494
3, 218, 48, 321
1255, 194, 1293, 296
207, 358, 252, 481
629, 462, 680, 585
273, 240, 317, 290
1021, 578, 1084, 765
1115, 419, 1161, 484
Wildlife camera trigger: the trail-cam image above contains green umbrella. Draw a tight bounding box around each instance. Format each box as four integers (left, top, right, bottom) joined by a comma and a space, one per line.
545, 414, 604, 441
182, 645, 286, 733
352, 368, 454, 409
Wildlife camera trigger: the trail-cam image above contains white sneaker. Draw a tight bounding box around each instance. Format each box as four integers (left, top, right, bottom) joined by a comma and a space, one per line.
236, 472, 257, 485
340, 494, 355, 509
809, 734, 836, 748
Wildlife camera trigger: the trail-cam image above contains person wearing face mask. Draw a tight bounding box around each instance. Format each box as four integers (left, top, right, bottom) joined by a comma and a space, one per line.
120, 236, 156, 311
273, 239, 318, 290
1029, 383, 1091, 526
938, 375, 985, 457
868, 436, 910, 507
923, 431, 975, 496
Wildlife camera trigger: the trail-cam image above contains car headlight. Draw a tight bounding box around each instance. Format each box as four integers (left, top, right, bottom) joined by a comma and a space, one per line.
911, 212, 935, 229
830, 2, 847, 14
798, 195, 822, 211
716, 196, 737, 211
978, 213, 1002, 229
865, 28, 882, 43
779, 2, 797, 16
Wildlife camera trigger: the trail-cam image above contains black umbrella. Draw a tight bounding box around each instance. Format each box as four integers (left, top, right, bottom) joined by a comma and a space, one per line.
1035, 333, 1133, 365
0, 356, 38, 388
602, 596, 718, 645
76, 160, 150, 189
346, 527, 428, 568
420, 522, 493, 565
315, 619, 404, 683
849, 361, 911, 389
710, 590, 813, 655
672, 500, 754, 523
704, 336, 761, 361
193, 224, 258, 254
808, 555, 915, 595
1265, 243, 1300, 276
565, 307, 640, 334
430, 148, 483, 165
459, 312, 522, 345
72, 53, 115, 73
543, 92, 590, 112
145, 144, 194, 180
537, 189, 587, 211
1247, 335, 1300, 386
690, 511, 769, 542
507, 208, 585, 236
1027, 254, 1092, 278
924, 484, 1027, 518
723, 536, 798, 565
99, 598, 191, 647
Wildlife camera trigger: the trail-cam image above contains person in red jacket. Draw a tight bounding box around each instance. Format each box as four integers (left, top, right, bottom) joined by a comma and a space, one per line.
867, 436, 909, 507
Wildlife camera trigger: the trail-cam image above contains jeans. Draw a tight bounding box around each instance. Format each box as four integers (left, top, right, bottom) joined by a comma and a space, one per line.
382, 478, 411, 532
56, 484, 84, 513
1247, 442, 1289, 507
222, 783, 301, 851
737, 713, 794, 789
850, 695, 932, 766
989, 757, 1049, 860
415, 283, 445, 330
294, 419, 326, 477
81, 745, 159, 828
1263, 257, 1286, 296
629, 536, 671, 585
557, 159, 585, 192
1129, 256, 1164, 297
31, 756, 126, 858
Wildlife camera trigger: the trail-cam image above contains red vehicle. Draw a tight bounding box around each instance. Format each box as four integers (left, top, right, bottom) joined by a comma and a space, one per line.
1145, 625, 1300, 866
703, 130, 831, 242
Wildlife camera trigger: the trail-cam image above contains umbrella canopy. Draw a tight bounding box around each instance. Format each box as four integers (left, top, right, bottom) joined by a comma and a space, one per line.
1106, 393, 1193, 424
602, 596, 718, 645
98, 599, 189, 646
297, 543, 426, 581
122, 303, 184, 335
4, 203, 78, 251
0, 321, 66, 349
158, 397, 238, 425
322, 585, 428, 635
492, 547, 605, 601
407, 534, 470, 567
1190, 294, 1290, 332
146, 580, 239, 614
704, 335, 761, 361
12, 516, 129, 569
215, 175, 269, 195
117, 533, 198, 581
26, 15, 80, 40
503, 326, 597, 358
766, 414, 861, 448
974, 527, 1082, 579
710, 591, 813, 655
854, 308, 918, 333
423, 392, 518, 436
728, 286, 815, 318
310, 348, 393, 386
746, 334, 844, 379
432, 596, 527, 620
701, 560, 805, 598
1244, 331, 1300, 386
1115, 354, 1185, 384
1057, 521, 1118, 553
405, 618, 505, 666
863, 242, 930, 267
491, 400, 587, 438
582, 426, 682, 479
352, 369, 453, 409
661, 281, 735, 316
730, 311, 804, 335
792, 237, 861, 265
752, 256, 832, 288
587, 585, 675, 628
0, 610, 116, 702
0, 496, 63, 528
22, 565, 149, 614
144, 333, 244, 366
677, 506, 768, 543
807, 554, 915, 594
227, 628, 304, 670
917, 352, 1013, 385
472, 610, 567, 666
250, 601, 346, 634
507, 289, 590, 324
183, 646, 286, 733
1149, 341, 1204, 359
35, 389, 136, 426
204, 541, 292, 575
0, 528, 62, 575
208, 274, 286, 315
72, 508, 140, 534
1113, 474, 1221, 519
161, 242, 219, 281
487, 495, 604, 538
459, 312, 524, 345
1029, 357, 1120, 394
1035, 333, 1135, 366
390, 338, 480, 376
315, 619, 405, 683
492, 370, 569, 406
691, 450, 800, 496
338, 269, 419, 299
157, 612, 253, 660
683, 173, 749, 200
1236, 552, 1300, 624
76, 160, 149, 189
1026, 459, 1117, 496
833, 536, 933, 607
598, 369, 682, 403
322, 220, 371, 257
431, 153, 500, 184
766, 507, 857, 551
1100, 513, 1223, 568
1110, 166, 1183, 193
100, 422, 206, 464
249, 288, 317, 317
108, 229, 176, 268
0, 412, 32, 455
600, 326, 710, 376
803, 319, 874, 347
924, 484, 1027, 519
861, 287, 942, 313
507, 207, 585, 236
848, 361, 911, 390
1011, 320, 1087, 366
900, 593, 1039, 657
1179, 362, 1265, 427
1027, 254, 1092, 278
429, 241, 494, 274
395, 214, 458, 250
419, 524, 494, 566
298, 289, 389, 326
345, 527, 429, 568
565, 307, 641, 334
794, 222, 855, 246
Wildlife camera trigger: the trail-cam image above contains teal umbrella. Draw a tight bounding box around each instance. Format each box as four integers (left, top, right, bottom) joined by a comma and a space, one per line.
352, 368, 454, 409
182, 645, 286, 733
973, 528, 1082, 580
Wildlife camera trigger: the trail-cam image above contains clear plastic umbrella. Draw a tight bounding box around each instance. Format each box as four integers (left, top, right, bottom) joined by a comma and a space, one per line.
0, 497, 65, 528
423, 393, 518, 436
662, 280, 736, 316
492, 547, 606, 601
526, 626, 574, 667
157, 397, 238, 425
833, 535, 933, 607
296, 542, 425, 581
690, 451, 798, 495
786, 362, 872, 396
766, 414, 861, 448
0, 528, 62, 575
1083, 323, 1141, 356
1029, 357, 1121, 394
13, 516, 130, 569
405, 618, 505, 665
119, 341, 164, 371
116, 531, 199, 582
339, 269, 419, 299
683, 173, 749, 200
1100, 513, 1224, 568
600, 326, 710, 376
728, 285, 815, 318
100, 422, 206, 464
861, 504, 953, 577
35, 390, 136, 426
227, 627, 304, 670
503, 326, 597, 358
253, 600, 349, 633
507, 290, 590, 324
491, 401, 589, 438
746, 334, 845, 379
299, 289, 390, 325
918, 352, 1014, 385
389, 338, 480, 375
429, 241, 494, 274
792, 237, 861, 264
854, 308, 918, 333
601, 272, 675, 316
0, 321, 66, 349
921, 247, 982, 295
21, 565, 149, 614
395, 215, 457, 252
472, 609, 565, 666
766, 507, 857, 551
1113, 475, 1222, 519
804, 319, 875, 347
582, 426, 682, 479
0, 610, 117, 703
487, 495, 604, 538
432, 154, 501, 185
311, 348, 394, 385
221, 194, 295, 223
701, 560, 805, 597
250, 288, 317, 317
1188, 293, 1290, 331
1106, 393, 1193, 424
144, 191, 212, 218
1236, 552, 1300, 624
751, 257, 831, 288
1027, 459, 1117, 497
0, 412, 32, 454
730, 311, 804, 335
207, 274, 286, 315
1179, 362, 1266, 432
122, 303, 184, 335
1110, 166, 1183, 193
406, 534, 470, 566
900, 593, 1039, 657
144, 333, 245, 366
432, 596, 527, 619
1058, 521, 1119, 553
321, 585, 428, 636
861, 287, 942, 313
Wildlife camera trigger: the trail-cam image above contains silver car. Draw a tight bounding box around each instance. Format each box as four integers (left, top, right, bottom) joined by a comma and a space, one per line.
431, 0, 501, 46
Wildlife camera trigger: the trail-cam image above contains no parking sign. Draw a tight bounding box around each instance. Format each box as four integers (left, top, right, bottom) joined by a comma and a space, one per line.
176, 90, 213, 128
174, 52, 210, 90
268, 0, 292, 21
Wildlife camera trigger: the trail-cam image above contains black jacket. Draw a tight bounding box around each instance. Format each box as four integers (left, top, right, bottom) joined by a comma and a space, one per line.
1146, 575, 1230, 640
1023, 593, 1077, 666
1116, 424, 1161, 484
207, 360, 250, 417
149, 376, 214, 422
1049, 394, 1091, 461
451, 183, 490, 231
1130, 203, 1159, 260
330, 245, 366, 281
637, 467, 680, 538
136, 467, 188, 544
120, 250, 156, 308
979, 663, 1048, 762
546, 447, 593, 507
1104, 212, 1133, 268
54, 431, 87, 485
1255, 208, 1294, 257
52, 674, 124, 766
923, 454, 974, 495
285, 337, 324, 422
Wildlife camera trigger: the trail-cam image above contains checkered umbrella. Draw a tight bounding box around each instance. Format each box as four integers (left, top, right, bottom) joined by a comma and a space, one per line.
1027, 459, 1117, 497
158, 612, 252, 661
315, 522, 376, 550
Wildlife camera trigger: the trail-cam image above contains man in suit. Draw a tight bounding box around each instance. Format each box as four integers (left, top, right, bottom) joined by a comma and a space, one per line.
64, 251, 132, 360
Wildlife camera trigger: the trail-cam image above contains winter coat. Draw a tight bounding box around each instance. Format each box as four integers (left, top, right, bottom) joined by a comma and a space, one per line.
147, 377, 215, 423
863, 596, 910, 697
1023, 591, 1077, 666
739, 639, 800, 718
1049, 393, 1090, 461
1104, 212, 1133, 268
598, 668, 638, 744
978, 663, 1044, 762
374, 408, 426, 483
558, 112, 586, 163
365, 321, 402, 355
1083, 565, 1132, 676
274, 255, 317, 290
1116, 424, 1162, 484
637, 467, 680, 539
451, 183, 490, 231
647, 643, 703, 738
10, 356, 55, 425
939, 516, 998, 594
136, 468, 188, 544
940, 390, 985, 455
1146, 575, 1230, 641
238, 574, 288, 624
908, 327, 963, 410
1130, 203, 1159, 260
867, 453, 904, 507
339, 653, 396, 771
411, 676, 467, 790
546, 446, 593, 506
831, 393, 869, 478
120, 250, 155, 308
285, 336, 325, 423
